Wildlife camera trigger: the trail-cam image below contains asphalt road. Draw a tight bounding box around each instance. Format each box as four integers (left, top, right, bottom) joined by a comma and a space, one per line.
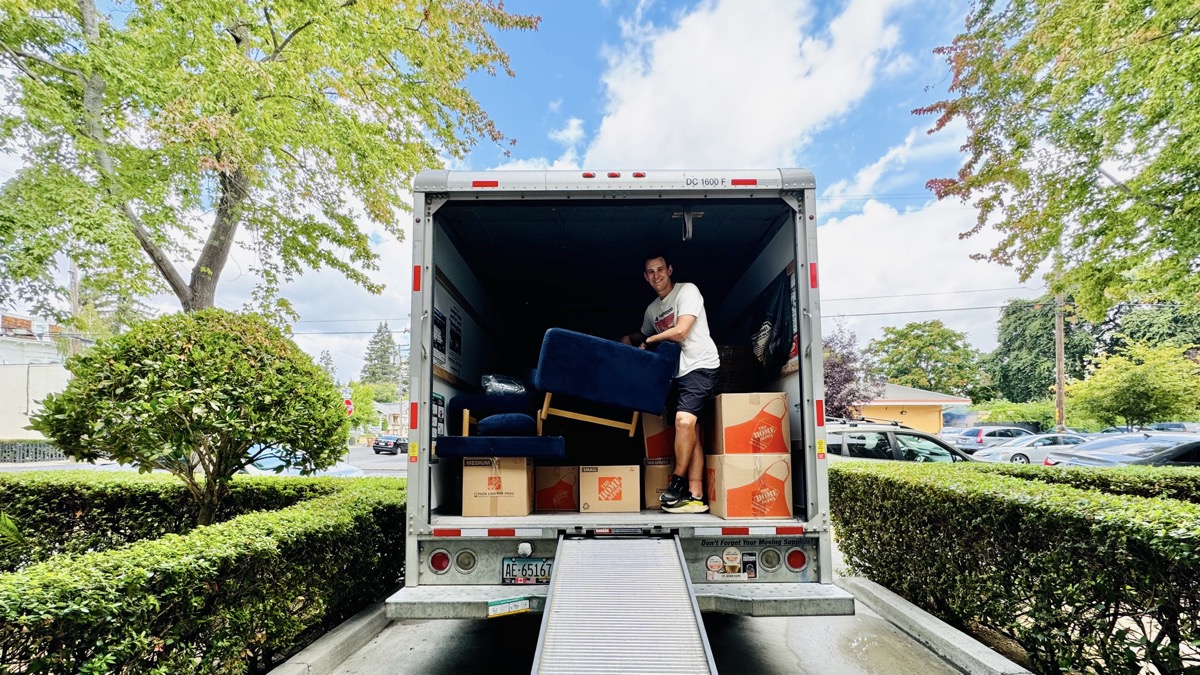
345, 444, 409, 478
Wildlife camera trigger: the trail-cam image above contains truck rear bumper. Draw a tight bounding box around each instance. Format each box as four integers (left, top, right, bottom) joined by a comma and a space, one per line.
384, 582, 854, 619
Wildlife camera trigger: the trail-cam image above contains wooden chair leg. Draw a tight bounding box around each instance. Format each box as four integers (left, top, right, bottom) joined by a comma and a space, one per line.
628, 411, 640, 437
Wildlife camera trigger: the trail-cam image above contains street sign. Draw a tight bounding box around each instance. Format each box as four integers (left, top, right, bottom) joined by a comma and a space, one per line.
344, 398, 354, 416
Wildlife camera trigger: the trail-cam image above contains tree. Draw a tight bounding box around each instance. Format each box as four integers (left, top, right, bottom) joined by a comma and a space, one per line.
360, 322, 400, 384
348, 380, 380, 431
986, 295, 1096, 402
30, 309, 349, 525
1095, 302, 1200, 358
822, 322, 885, 419
867, 320, 983, 398
317, 349, 337, 384
1066, 343, 1200, 430
0, 2, 539, 318
917, 0, 1200, 320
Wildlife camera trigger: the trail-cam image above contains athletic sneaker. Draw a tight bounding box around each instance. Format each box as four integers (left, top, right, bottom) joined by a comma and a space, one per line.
663, 495, 709, 514
660, 474, 689, 508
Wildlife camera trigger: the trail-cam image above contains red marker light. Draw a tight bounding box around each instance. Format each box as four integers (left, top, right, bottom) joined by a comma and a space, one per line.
429, 550, 451, 573
582, 172, 596, 178
632, 172, 646, 178
607, 172, 621, 178
785, 548, 807, 571
471, 180, 498, 188
731, 178, 757, 186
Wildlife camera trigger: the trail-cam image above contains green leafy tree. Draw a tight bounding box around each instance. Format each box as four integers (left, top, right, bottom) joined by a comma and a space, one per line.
917, 0, 1200, 320
30, 309, 349, 525
867, 320, 983, 399
360, 322, 400, 384
348, 380, 379, 431
0, 1, 539, 317
986, 295, 1096, 402
1066, 343, 1200, 430
822, 322, 885, 418
1096, 302, 1200, 358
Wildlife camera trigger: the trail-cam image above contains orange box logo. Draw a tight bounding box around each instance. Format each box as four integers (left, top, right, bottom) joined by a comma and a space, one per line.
598, 476, 623, 501
727, 460, 790, 517
487, 476, 502, 491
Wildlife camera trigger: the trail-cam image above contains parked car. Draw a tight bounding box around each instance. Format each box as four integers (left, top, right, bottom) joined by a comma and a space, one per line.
244, 447, 365, 477
953, 426, 1035, 454
938, 426, 964, 440
826, 421, 975, 463
973, 433, 1089, 464
1042, 432, 1200, 468
1146, 422, 1200, 433
372, 434, 406, 455
1100, 426, 1144, 434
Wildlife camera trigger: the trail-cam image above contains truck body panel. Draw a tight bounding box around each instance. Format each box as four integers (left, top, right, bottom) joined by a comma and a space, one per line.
391, 168, 845, 618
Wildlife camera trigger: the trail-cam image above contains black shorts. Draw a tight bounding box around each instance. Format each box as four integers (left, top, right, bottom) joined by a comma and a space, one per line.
665, 367, 720, 418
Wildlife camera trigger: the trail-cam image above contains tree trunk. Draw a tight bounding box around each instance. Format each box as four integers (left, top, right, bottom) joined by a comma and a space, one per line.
186, 169, 250, 311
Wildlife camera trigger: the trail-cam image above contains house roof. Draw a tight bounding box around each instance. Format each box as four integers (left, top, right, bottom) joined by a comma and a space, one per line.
862, 383, 971, 406
374, 402, 404, 415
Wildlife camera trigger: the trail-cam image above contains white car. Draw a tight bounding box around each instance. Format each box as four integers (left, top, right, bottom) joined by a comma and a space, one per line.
825, 421, 975, 464
972, 433, 1088, 465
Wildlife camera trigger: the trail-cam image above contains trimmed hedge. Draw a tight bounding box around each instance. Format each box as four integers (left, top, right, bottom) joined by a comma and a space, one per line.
830, 462, 1200, 674
0, 475, 406, 674
0, 471, 335, 572
966, 462, 1200, 503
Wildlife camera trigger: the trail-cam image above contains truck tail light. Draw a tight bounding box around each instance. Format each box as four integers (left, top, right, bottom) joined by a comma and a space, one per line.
455, 550, 477, 573
429, 549, 451, 574
785, 548, 807, 571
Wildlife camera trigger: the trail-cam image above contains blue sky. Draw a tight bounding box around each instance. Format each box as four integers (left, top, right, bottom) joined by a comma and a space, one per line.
2, 0, 1049, 381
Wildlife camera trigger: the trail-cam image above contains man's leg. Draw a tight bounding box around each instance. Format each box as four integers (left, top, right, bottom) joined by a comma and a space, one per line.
673, 410, 701, 498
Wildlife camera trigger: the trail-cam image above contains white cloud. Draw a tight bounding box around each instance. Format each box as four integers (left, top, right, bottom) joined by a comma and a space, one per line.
818, 198, 1047, 353
548, 117, 586, 146
882, 52, 915, 77
583, 0, 912, 168
548, 98, 563, 113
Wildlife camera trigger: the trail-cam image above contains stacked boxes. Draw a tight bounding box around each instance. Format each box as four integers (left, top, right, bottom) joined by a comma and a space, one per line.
642, 458, 676, 508
706, 392, 793, 519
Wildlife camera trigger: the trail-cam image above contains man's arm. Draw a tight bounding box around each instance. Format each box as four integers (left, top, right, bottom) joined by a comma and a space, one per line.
621, 331, 647, 347
646, 314, 696, 345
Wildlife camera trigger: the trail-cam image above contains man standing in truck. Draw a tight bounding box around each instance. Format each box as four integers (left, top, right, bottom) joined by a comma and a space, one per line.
622, 253, 721, 514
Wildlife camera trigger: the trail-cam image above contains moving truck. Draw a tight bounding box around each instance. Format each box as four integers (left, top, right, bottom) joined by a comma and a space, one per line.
387, 169, 853, 640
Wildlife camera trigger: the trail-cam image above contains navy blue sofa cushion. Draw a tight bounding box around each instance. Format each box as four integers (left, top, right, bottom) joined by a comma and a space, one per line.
531, 328, 681, 416
448, 392, 534, 427
435, 435, 565, 459
477, 413, 538, 437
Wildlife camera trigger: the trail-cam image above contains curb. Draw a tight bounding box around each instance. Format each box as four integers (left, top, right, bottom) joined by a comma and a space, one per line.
271, 603, 389, 675
836, 577, 1032, 675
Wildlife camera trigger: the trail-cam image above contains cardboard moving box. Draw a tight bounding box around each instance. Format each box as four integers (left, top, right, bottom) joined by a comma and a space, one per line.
642, 414, 676, 461
462, 457, 534, 517
535, 466, 580, 512
711, 392, 790, 454
642, 458, 676, 508
580, 465, 641, 513
706, 454, 792, 519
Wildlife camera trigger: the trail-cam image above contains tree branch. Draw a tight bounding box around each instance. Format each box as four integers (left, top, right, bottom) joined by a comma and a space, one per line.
7, 47, 84, 79
263, 19, 314, 62
263, 7, 280, 52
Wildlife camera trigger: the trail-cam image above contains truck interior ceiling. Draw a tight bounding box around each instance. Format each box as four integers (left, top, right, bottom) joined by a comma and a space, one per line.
434, 198, 795, 375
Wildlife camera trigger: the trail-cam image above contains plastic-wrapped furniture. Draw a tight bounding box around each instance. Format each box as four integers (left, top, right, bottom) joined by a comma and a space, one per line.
530, 328, 681, 437
434, 390, 566, 459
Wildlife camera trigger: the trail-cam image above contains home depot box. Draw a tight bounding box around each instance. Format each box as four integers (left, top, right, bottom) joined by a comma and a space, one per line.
642, 458, 676, 508
705, 454, 792, 519
579, 465, 641, 513
711, 392, 790, 454
642, 414, 675, 461
535, 466, 580, 512
462, 457, 534, 517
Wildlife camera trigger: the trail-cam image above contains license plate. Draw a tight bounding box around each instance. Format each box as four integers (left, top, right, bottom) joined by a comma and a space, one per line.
502, 557, 552, 585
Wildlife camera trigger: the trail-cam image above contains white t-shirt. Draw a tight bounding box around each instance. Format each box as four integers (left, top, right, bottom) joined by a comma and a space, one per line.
641, 282, 721, 377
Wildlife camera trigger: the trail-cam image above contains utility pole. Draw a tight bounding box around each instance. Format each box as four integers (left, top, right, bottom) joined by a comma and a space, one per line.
69, 259, 82, 356
1054, 291, 1066, 433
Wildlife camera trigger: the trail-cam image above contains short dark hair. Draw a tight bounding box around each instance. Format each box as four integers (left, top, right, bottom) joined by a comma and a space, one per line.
644, 252, 671, 269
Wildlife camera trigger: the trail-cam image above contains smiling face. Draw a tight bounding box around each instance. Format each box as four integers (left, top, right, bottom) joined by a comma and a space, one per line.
644, 256, 673, 298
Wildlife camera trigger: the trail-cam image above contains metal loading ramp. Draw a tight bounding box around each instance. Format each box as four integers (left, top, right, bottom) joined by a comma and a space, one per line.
532, 536, 716, 675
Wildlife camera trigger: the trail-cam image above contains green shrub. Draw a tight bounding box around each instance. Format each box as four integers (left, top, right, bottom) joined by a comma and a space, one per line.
0, 476, 405, 674
830, 462, 1200, 674
0, 471, 335, 572
967, 462, 1200, 503
30, 309, 350, 525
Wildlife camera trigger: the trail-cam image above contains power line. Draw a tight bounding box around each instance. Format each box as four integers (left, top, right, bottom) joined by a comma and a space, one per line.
832, 300, 1075, 318
824, 286, 1042, 302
